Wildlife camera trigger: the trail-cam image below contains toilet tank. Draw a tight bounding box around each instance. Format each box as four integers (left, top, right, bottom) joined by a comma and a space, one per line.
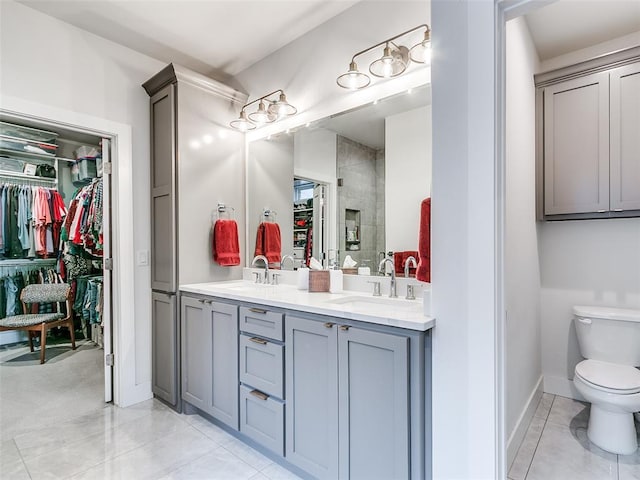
574, 306, 640, 366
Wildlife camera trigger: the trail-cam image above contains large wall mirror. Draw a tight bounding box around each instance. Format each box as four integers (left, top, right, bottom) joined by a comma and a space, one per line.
247, 84, 431, 273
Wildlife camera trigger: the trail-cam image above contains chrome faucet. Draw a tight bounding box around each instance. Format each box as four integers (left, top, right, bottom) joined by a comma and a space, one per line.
404, 256, 417, 278
280, 254, 295, 270
378, 257, 397, 298
251, 255, 270, 284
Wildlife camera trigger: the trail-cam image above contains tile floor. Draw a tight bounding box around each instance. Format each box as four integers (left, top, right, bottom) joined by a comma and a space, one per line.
0, 340, 302, 480
509, 393, 640, 480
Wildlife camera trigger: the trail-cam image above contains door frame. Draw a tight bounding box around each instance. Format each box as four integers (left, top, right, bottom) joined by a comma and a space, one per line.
0, 95, 147, 407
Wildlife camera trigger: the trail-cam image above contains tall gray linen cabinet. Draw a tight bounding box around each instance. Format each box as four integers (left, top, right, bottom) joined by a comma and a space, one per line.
143, 64, 247, 410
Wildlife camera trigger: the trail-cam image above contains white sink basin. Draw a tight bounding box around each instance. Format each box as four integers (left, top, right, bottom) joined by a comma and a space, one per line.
327, 295, 419, 309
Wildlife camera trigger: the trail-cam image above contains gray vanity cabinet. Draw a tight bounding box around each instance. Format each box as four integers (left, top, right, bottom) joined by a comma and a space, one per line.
338, 325, 410, 480
151, 291, 178, 407
181, 294, 239, 430
285, 315, 411, 480
285, 316, 339, 480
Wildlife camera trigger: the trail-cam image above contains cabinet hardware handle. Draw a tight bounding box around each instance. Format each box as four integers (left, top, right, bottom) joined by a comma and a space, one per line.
205, 300, 213, 305
597, 210, 606, 213
249, 308, 267, 314
339, 325, 350, 331
249, 337, 268, 345
198, 299, 206, 304
250, 389, 269, 401
324, 322, 335, 329
613, 209, 624, 212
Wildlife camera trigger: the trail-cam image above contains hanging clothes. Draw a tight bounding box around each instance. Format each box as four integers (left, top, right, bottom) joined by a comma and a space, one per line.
62, 178, 103, 258
0, 183, 66, 260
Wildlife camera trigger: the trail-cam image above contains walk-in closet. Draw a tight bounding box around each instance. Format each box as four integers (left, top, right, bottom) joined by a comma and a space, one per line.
0, 113, 113, 437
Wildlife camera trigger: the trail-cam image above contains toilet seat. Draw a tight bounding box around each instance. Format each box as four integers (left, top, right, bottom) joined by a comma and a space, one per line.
575, 360, 640, 394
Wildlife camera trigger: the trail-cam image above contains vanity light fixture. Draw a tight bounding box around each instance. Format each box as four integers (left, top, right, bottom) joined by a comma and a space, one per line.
336, 24, 431, 90
229, 89, 297, 131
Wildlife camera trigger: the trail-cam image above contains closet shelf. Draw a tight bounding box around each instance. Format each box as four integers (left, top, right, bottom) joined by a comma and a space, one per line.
0, 147, 75, 163
0, 170, 57, 183
0, 258, 57, 266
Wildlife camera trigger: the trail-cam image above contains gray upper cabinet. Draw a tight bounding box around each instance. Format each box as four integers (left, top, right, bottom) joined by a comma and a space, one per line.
151, 291, 178, 406
181, 294, 239, 430
543, 72, 610, 215
338, 326, 410, 480
285, 315, 339, 480
536, 49, 640, 220
610, 62, 640, 212
150, 85, 177, 292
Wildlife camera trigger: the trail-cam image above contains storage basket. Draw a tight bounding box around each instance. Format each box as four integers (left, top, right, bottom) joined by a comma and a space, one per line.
308, 270, 330, 292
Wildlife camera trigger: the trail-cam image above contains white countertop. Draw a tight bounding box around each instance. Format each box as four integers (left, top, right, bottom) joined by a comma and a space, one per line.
180, 281, 435, 332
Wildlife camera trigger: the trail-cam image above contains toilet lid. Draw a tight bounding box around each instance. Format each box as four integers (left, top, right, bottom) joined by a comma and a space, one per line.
575, 360, 640, 393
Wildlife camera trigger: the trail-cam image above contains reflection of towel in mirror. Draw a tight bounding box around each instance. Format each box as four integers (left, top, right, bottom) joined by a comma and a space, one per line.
212, 219, 241, 266
416, 198, 431, 283
254, 222, 282, 266
394, 251, 419, 277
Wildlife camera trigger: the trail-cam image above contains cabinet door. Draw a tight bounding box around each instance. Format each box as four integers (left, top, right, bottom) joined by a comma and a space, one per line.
285, 315, 338, 480
544, 72, 610, 215
150, 84, 177, 291
151, 291, 178, 407
208, 301, 239, 430
610, 62, 640, 211
181, 296, 209, 411
338, 326, 410, 480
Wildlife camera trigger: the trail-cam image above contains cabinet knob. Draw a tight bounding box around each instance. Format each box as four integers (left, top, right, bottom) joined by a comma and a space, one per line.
339, 325, 350, 331
249, 337, 268, 345
324, 322, 335, 329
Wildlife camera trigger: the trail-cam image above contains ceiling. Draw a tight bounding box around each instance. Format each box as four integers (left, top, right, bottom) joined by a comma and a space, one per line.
524, 0, 640, 61
17, 0, 358, 79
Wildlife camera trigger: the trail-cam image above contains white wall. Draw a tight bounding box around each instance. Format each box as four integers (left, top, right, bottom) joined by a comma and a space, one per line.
239, 1, 431, 141
540, 218, 640, 397
504, 17, 542, 465
385, 105, 431, 252
0, 0, 165, 404
431, 1, 500, 478
539, 30, 640, 72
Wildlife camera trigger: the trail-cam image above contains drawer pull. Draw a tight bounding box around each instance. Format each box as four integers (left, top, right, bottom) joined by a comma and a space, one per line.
339, 325, 350, 331
249, 308, 268, 314
249, 337, 268, 345
198, 299, 206, 304
250, 389, 269, 401
324, 322, 335, 329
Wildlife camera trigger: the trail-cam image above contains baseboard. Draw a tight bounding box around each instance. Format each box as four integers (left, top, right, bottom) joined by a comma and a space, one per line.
543, 375, 585, 402
507, 376, 543, 469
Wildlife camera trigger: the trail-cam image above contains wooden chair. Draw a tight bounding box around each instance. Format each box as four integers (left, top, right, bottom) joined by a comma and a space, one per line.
0, 283, 75, 364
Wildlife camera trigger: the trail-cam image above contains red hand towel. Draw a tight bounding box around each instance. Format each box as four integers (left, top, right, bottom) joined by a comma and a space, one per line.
254, 222, 282, 266
394, 251, 419, 277
416, 198, 431, 283
213, 219, 241, 266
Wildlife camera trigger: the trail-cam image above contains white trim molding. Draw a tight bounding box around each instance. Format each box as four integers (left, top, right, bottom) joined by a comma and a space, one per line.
507, 376, 543, 469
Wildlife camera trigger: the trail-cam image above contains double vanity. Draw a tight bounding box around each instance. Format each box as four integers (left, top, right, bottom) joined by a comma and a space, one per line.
174, 275, 434, 480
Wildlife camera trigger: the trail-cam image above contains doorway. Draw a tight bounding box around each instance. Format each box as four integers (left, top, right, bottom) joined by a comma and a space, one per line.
0, 110, 114, 441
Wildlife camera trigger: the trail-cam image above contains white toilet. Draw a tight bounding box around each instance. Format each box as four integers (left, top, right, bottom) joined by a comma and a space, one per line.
573, 305, 640, 455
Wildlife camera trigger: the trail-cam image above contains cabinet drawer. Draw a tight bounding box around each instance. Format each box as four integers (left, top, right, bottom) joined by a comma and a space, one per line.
240, 306, 284, 341
239, 385, 284, 456
240, 335, 284, 399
